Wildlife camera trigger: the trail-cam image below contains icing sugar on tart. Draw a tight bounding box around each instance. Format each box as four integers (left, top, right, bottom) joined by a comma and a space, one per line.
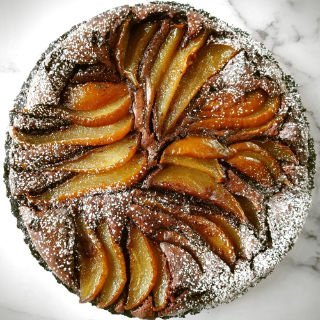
4, 2, 315, 319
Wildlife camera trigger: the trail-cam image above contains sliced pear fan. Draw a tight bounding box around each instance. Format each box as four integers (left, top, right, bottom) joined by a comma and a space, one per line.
147, 26, 185, 104
75, 215, 108, 303
163, 44, 237, 133
52, 135, 138, 173
96, 223, 127, 308
36, 153, 147, 201
154, 31, 207, 134
13, 115, 133, 146
149, 165, 247, 223
125, 225, 158, 310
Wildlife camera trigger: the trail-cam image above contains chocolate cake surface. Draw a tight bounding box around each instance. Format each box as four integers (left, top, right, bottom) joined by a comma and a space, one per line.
4, 2, 315, 319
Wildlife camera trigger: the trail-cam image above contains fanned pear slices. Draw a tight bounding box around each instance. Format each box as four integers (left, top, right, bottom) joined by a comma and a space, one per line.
53, 135, 138, 173
13, 115, 133, 146
37, 153, 147, 201
163, 44, 237, 133
147, 26, 185, 106
190, 95, 281, 131
172, 213, 236, 266
75, 215, 108, 303
149, 165, 247, 223
96, 223, 127, 308
67, 95, 131, 127
125, 226, 158, 310
154, 31, 207, 134
227, 141, 285, 187
64, 82, 129, 111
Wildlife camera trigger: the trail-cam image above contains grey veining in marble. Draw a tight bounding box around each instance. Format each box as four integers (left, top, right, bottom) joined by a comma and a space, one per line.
0, 0, 319, 319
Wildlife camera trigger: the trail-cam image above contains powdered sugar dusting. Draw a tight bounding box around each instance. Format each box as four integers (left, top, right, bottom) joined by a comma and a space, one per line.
4, 2, 314, 319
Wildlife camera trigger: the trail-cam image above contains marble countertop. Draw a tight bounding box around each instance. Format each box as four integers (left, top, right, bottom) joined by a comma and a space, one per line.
0, 0, 319, 319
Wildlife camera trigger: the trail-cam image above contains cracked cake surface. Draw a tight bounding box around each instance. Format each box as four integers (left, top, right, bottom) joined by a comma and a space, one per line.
4, 2, 315, 319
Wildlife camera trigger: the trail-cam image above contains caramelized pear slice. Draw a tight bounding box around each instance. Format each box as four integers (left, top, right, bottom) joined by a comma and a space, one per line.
235, 195, 261, 231
115, 19, 131, 74
64, 82, 129, 111
226, 113, 285, 143
254, 140, 298, 164
125, 226, 158, 310
190, 96, 281, 131
13, 115, 133, 146
37, 153, 147, 201
150, 165, 246, 222
227, 155, 273, 188
75, 215, 108, 303
203, 215, 243, 257
175, 214, 236, 266
147, 26, 185, 103
124, 22, 159, 86
160, 154, 225, 182
67, 95, 131, 127
152, 246, 170, 311
201, 89, 267, 118
163, 136, 230, 159
164, 44, 236, 133
154, 32, 207, 134
96, 223, 127, 308
53, 135, 138, 173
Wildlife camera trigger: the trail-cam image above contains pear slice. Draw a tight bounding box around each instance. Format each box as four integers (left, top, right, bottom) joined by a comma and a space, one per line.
190, 96, 281, 131
67, 95, 131, 127
227, 155, 274, 188
13, 115, 133, 146
163, 44, 236, 133
152, 246, 170, 311
75, 215, 108, 303
125, 225, 158, 310
254, 140, 298, 164
149, 165, 247, 223
154, 31, 207, 134
160, 154, 225, 182
115, 19, 131, 74
96, 222, 127, 308
124, 22, 159, 86
53, 135, 138, 173
163, 136, 230, 159
64, 82, 129, 111
36, 153, 147, 201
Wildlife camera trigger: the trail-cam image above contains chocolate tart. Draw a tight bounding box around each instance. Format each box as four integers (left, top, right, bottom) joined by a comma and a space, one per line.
4, 2, 315, 319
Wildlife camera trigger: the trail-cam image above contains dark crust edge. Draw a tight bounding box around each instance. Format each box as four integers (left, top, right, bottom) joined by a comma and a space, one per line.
3, 1, 316, 318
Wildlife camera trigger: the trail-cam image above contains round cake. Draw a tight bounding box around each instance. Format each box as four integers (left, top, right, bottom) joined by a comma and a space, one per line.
4, 2, 315, 319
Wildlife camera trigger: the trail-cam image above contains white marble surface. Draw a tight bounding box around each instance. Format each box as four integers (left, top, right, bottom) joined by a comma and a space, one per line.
0, 0, 319, 319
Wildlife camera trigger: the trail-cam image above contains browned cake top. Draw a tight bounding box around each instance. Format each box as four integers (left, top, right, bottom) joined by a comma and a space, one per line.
5, 2, 314, 319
